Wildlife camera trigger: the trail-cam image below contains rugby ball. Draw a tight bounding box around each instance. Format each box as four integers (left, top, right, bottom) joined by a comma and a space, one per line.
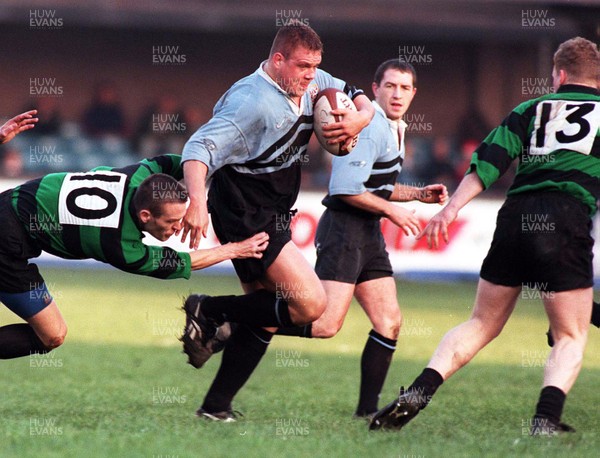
313, 88, 359, 156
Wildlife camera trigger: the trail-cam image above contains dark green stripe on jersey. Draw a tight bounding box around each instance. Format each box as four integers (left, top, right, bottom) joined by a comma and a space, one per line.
10, 154, 191, 279
468, 84, 600, 215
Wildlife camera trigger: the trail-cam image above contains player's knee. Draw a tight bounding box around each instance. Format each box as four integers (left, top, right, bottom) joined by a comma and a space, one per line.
388, 321, 401, 340
373, 306, 402, 339
43, 326, 67, 350
305, 293, 328, 322
473, 316, 502, 342
287, 287, 327, 325
389, 307, 402, 338
318, 319, 344, 339
311, 301, 327, 322
319, 328, 338, 339
297, 307, 324, 325
292, 300, 326, 325
553, 334, 586, 363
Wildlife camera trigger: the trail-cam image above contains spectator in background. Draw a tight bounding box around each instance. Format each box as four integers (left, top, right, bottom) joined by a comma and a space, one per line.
181, 104, 208, 135
23, 98, 62, 136
82, 81, 126, 137
454, 138, 480, 186
421, 136, 457, 191
0, 147, 24, 178
396, 137, 420, 186
455, 106, 490, 150
133, 95, 186, 157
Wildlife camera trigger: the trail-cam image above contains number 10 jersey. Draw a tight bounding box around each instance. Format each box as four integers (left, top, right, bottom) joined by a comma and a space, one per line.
8, 155, 192, 279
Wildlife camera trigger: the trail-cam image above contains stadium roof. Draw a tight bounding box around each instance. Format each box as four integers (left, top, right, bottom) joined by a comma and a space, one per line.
2, 0, 598, 41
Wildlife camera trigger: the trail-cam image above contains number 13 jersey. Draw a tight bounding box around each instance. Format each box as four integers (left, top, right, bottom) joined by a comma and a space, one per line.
468, 84, 600, 215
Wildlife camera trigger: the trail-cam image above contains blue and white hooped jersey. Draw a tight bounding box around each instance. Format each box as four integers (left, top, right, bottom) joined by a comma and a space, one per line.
182, 63, 362, 237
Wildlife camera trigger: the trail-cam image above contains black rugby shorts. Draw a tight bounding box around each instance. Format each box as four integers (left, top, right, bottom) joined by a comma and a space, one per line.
210, 207, 292, 284
480, 191, 593, 292
315, 209, 393, 284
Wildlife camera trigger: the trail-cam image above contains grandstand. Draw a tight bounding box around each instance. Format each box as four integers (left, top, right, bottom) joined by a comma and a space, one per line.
1, 1, 598, 184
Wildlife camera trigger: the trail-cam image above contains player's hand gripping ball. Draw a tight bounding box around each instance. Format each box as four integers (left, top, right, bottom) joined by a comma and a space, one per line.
313, 88, 359, 156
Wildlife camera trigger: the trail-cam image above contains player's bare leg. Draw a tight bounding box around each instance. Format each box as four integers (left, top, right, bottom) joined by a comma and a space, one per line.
356, 277, 401, 340
543, 288, 591, 392
427, 279, 519, 379
259, 241, 327, 324
529, 287, 592, 435
310, 280, 355, 338
27, 301, 68, 350
302, 277, 401, 339
0, 301, 67, 359
370, 279, 519, 430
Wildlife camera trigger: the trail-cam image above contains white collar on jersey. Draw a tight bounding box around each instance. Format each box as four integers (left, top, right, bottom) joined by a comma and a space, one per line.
257, 61, 304, 115
372, 100, 407, 150
372, 100, 408, 132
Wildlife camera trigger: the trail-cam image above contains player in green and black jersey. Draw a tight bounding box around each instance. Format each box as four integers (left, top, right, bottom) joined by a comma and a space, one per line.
0, 154, 268, 361
371, 37, 600, 436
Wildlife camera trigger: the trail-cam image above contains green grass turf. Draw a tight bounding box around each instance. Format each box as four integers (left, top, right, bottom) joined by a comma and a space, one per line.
0, 268, 599, 457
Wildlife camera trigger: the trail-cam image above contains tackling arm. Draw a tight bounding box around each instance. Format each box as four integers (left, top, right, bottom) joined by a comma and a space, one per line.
416, 172, 484, 248
189, 232, 269, 271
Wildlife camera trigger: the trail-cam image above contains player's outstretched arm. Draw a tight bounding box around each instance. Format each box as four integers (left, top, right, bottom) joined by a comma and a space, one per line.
416, 173, 484, 249
0, 110, 38, 144
181, 160, 209, 250
323, 94, 374, 146
189, 232, 269, 271
393, 183, 448, 204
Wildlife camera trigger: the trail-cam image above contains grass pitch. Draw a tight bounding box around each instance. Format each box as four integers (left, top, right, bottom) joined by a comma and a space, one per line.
0, 268, 599, 457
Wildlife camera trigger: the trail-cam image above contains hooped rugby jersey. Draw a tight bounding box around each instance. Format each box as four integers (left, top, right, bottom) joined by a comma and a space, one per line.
322, 101, 405, 218
182, 63, 364, 238
468, 84, 600, 215
10, 155, 192, 279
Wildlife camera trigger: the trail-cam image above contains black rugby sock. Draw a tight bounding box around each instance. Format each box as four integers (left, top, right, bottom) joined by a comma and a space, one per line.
201, 290, 294, 328
275, 324, 312, 338
355, 330, 396, 416
407, 367, 444, 409
0, 323, 49, 359
533, 386, 566, 425
592, 301, 600, 328
201, 325, 273, 413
